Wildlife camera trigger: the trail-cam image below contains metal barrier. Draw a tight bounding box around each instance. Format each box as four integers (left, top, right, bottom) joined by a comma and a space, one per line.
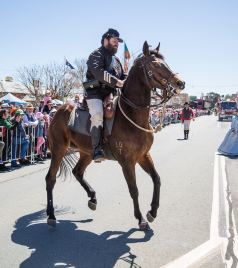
150, 110, 182, 128
150, 108, 211, 128
0, 125, 46, 164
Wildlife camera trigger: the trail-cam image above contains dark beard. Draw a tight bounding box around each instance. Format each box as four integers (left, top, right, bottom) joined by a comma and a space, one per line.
106, 43, 118, 55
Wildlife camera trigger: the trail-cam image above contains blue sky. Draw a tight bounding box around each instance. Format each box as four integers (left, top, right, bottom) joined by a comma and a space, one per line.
0, 0, 238, 97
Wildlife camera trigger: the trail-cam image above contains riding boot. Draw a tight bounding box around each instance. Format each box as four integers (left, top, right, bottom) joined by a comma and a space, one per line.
90, 126, 105, 162
184, 130, 187, 140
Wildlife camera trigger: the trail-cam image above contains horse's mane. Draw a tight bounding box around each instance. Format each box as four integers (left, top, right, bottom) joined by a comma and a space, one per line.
150, 50, 165, 60
123, 49, 165, 89
135, 50, 165, 61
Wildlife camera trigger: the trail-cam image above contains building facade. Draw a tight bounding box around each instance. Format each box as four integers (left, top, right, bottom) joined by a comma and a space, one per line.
0, 76, 29, 99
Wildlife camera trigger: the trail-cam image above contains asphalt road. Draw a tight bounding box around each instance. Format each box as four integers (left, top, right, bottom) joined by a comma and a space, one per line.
0, 115, 237, 268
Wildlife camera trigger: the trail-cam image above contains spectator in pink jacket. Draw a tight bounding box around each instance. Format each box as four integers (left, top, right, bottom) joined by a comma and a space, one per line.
43, 90, 51, 106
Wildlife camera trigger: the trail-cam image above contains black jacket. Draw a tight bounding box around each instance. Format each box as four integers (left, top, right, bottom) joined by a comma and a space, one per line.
43, 105, 53, 114
85, 46, 127, 99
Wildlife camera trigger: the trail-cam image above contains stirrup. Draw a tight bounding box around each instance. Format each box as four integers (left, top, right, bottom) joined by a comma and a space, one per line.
93, 150, 105, 163
94, 157, 105, 163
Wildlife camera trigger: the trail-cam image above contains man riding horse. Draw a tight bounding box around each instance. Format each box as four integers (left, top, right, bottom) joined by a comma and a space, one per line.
45, 39, 185, 230
84, 28, 127, 162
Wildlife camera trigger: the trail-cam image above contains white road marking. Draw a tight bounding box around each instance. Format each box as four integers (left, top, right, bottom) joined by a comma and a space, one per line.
210, 154, 220, 240
160, 240, 220, 268
162, 153, 238, 267
220, 155, 238, 267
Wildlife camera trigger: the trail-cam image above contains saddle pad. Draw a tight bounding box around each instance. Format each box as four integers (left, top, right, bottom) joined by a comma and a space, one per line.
68, 106, 115, 137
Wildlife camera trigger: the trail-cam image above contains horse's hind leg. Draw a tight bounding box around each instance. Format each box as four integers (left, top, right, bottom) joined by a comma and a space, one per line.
138, 153, 161, 223
46, 148, 67, 227
72, 153, 97, 210
121, 163, 150, 231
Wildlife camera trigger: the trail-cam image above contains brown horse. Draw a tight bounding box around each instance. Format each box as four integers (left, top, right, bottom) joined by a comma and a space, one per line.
45, 41, 185, 230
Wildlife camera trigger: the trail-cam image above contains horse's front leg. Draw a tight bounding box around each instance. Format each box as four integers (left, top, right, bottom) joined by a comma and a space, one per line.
138, 153, 161, 223
121, 163, 150, 231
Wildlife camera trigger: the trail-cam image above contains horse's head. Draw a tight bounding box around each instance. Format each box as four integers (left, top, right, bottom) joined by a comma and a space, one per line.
134, 41, 185, 96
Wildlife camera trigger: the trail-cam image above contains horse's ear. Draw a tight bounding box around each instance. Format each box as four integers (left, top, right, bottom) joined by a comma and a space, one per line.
143, 41, 150, 56
155, 42, 160, 52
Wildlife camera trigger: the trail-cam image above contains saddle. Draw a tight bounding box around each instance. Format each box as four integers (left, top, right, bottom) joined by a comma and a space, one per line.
79, 93, 114, 119
68, 94, 117, 137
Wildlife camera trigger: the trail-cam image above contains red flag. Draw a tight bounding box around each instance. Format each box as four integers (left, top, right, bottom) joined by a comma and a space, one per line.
124, 43, 131, 73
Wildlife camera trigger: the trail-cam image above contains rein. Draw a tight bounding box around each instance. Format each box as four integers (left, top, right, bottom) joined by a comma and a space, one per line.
120, 83, 174, 110
118, 94, 155, 133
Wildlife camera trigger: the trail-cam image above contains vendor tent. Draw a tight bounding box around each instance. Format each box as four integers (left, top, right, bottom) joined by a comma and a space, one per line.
0, 93, 27, 105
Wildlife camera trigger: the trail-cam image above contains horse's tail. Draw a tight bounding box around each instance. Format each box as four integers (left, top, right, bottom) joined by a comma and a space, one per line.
57, 149, 79, 180
47, 103, 79, 180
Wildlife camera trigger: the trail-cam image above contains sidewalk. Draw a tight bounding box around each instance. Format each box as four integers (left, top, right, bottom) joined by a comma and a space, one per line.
225, 157, 238, 232
0, 160, 50, 183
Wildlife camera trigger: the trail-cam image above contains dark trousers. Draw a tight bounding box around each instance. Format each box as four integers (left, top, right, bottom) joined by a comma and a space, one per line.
11, 138, 29, 163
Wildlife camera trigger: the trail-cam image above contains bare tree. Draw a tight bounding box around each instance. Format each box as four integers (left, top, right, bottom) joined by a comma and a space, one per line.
74, 58, 87, 85
17, 59, 86, 103
43, 62, 77, 100
17, 65, 44, 104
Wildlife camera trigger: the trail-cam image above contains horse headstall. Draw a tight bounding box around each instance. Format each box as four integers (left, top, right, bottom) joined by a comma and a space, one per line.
133, 53, 179, 107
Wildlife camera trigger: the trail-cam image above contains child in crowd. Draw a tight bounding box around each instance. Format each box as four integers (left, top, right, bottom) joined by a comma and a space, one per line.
42, 114, 50, 158
43, 90, 52, 106
35, 112, 45, 161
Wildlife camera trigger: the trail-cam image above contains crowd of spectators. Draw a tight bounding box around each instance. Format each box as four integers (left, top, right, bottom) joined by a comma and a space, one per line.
150, 106, 211, 128
0, 90, 61, 172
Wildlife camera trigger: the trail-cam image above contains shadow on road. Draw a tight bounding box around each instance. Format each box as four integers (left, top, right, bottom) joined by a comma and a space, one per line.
11, 209, 153, 268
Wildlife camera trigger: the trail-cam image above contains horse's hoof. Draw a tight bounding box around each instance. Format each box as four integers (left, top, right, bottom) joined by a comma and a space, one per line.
88, 200, 97, 211
47, 218, 56, 227
139, 221, 150, 231
146, 212, 155, 223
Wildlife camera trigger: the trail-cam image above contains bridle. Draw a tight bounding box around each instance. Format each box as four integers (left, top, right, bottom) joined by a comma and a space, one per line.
118, 53, 180, 133
120, 54, 179, 109
139, 54, 179, 106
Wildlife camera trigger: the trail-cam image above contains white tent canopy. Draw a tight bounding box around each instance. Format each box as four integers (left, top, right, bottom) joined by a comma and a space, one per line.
0, 93, 27, 105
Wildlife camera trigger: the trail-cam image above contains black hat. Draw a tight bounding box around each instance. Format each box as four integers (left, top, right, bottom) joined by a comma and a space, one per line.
101, 28, 123, 44
184, 102, 189, 105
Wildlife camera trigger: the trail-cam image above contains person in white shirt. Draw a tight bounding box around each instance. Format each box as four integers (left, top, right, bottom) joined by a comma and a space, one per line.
22, 104, 38, 128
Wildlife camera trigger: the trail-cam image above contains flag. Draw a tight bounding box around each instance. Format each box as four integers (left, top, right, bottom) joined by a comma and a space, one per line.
65, 58, 75, 69
124, 43, 131, 73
